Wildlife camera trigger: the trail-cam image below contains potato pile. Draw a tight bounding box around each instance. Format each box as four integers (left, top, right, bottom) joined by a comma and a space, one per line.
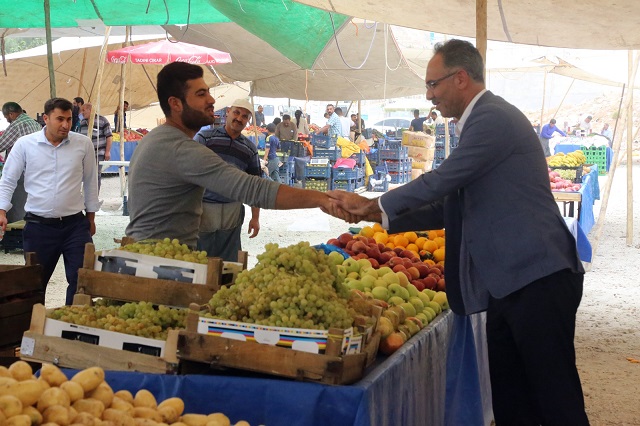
0, 361, 249, 426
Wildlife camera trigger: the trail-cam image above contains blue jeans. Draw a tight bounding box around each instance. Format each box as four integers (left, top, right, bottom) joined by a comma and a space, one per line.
22, 214, 93, 305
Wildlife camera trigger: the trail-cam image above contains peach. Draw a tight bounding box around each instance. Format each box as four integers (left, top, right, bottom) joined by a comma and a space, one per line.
379, 252, 393, 264
354, 253, 369, 260
428, 267, 442, 276
423, 276, 437, 290
416, 264, 430, 278
436, 279, 446, 292
411, 280, 425, 291
346, 240, 357, 251
392, 264, 406, 273
368, 258, 380, 269
393, 247, 404, 256
327, 238, 341, 247
379, 332, 405, 355
401, 250, 416, 259
402, 259, 413, 269
352, 241, 368, 254
388, 256, 404, 268
338, 233, 354, 247
407, 266, 420, 280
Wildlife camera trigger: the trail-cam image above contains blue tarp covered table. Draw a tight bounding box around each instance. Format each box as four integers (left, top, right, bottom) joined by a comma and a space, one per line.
577, 165, 599, 234
104, 141, 138, 173
61, 310, 492, 426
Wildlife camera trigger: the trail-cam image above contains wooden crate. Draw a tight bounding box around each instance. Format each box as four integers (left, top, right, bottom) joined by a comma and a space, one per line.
0, 253, 43, 348
20, 304, 179, 374
73, 243, 246, 308
176, 309, 381, 385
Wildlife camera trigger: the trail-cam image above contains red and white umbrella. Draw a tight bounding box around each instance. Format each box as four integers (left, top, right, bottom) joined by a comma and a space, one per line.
106, 40, 232, 65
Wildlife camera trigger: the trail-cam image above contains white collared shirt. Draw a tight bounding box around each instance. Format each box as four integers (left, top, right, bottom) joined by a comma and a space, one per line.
0, 127, 100, 217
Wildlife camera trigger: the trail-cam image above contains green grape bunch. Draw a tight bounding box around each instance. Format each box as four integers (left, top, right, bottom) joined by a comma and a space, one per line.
120, 238, 209, 264
205, 242, 354, 330
48, 299, 189, 340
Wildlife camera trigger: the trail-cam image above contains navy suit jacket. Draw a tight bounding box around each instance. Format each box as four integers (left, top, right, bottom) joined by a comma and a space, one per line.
381, 91, 584, 315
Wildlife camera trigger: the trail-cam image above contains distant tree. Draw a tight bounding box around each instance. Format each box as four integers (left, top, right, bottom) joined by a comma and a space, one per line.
4, 37, 49, 54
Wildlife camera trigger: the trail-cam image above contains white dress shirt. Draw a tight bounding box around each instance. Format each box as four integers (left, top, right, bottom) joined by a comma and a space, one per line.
0, 127, 100, 217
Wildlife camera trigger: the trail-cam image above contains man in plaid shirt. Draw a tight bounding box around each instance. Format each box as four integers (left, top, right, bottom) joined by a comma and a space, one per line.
1, 102, 42, 158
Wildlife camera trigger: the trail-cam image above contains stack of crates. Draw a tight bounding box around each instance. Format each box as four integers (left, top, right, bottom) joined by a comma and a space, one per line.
332, 166, 365, 192
580, 145, 607, 175
278, 157, 295, 186
310, 134, 337, 149
433, 122, 458, 170
302, 158, 332, 192
379, 144, 410, 184
369, 163, 390, 192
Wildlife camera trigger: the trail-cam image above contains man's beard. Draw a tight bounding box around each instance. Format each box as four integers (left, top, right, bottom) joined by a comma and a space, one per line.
181, 102, 214, 131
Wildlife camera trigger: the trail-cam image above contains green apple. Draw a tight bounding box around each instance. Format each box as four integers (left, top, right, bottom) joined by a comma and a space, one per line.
388, 284, 410, 301
383, 309, 400, 328
428, 301, 442, 315
407, 284, 419, 297
396, 271, 410, 287
399, 302, 417, 317
422, 289, 436, 301
364, 291, 374, 299
377, 316, 394, 338
432, 291, 449, 310
398, 323, 413, 339
360, 274, 377, 289
363, 267, 379, 279
328, 251, 345, 266
408, 297, 425, 313
388, 296, 405, 306
416, 312, 429, 325
404, 319, 420, 336
383, 272, 400, 286
336, 265, 347, 281
377, 266, 394, 276
422, 306, 436, 322
347, 271, 360, 280
343, 258, 360, 274
371, 286, 389, 301
417, 292, 431, 306
373, 278, 388, 288
357, 258, 373, 270
345, 278, 364, 291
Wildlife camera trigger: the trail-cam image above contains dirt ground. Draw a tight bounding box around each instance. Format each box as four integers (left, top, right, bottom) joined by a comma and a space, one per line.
1, 162, 639, 424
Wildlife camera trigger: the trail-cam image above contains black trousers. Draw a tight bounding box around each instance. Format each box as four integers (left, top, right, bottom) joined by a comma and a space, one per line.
23, 213, 93, 305
487, 269, 589, 425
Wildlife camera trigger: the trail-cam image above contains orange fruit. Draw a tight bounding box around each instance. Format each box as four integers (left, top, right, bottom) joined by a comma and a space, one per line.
372, 223, 385, 233
403, 231, 418, 243
433, 237, 446, 248
374, 232, 389, 244
427, 230, 438, 240
393, 235, 409, 248
406, 243, 420, 253
360, 226, 375, 238
435, 229, 445, 237
422, 239, 438, 253
433, 247, 445, 262
415, 237, 427, 248
424, 259, 436, 266
385, 242, 395, 249
437, 260, 445, 267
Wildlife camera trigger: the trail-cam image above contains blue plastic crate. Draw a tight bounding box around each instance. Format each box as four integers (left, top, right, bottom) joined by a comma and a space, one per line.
435, 122, 456, 136
311, 134, 337, 148
366, 150, 379, 164
350, 151, 366, 166
380, 139, 402, 149
331, 178, 363, 192
385, 160, 403, 173
379, 147, 408, 161
389, 172, 409, 184
304, 164, 332, 179
313, 147, 342, 161
302, 178, 330, 192
369, 179, 389, 192
432, 159, 443, 170
332, 167, 363, 181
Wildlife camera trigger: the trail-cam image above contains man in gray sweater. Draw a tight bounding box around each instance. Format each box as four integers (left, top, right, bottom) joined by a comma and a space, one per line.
126, 62, 347, 248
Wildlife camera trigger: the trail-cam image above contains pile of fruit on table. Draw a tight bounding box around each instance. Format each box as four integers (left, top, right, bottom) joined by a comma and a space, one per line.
546, 150, 589, 192
112, 129, 145, 142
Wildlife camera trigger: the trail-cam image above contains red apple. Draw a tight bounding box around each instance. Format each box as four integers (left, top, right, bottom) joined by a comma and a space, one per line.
379, 252, 393, 264
366, 246, 381, 260
401, 250, 416, 259
393, 247, 404, 256
428, 267, 442, 276
388, 256, 404, 268
338, 233, 354, 247
368, 258, 380, 269
411, 280, 425, 291
392, 264, 407, 273
354, 253, 369, 260
352, 241, 368, 254
407, 266, 420, 280
416, 264, 430, 278
327, 238, 341, 247
402, 259, 413, 269
346, 240, 357, 251
423, 276, 437, 290
436, 278, 446, 291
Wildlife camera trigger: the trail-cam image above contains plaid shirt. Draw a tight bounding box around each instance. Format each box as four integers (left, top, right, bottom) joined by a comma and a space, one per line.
0, 113, 42, 156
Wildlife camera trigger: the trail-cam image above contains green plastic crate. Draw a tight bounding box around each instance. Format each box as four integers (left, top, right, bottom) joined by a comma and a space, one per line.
581, 146, 607, 175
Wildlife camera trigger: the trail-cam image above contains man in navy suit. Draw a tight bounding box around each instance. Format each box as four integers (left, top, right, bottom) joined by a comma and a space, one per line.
328, 40, 589, 425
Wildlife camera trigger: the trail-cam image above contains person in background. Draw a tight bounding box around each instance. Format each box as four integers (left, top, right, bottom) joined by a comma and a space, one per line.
272, 117, 281, 126
327, 39, 589, 425
264, 123, 281, 183
351, 113, 365, 140
317, 104, 341, 137
539, 118, 567, 157
409, 109, 427, 132
125, 62, 352, 249
429, 108, 444, 125
254, 105, 266, 128
577, 115, 592, 135
294, 110, 309, 135
193, 99, 262, 262
0, 97, 99, 305
72, 97, 84, 132
275, 114, 297, 141
601, 123, 613, 143
113, 101, 129, 133
335, 107, 352, 139
78, 103, 112, 193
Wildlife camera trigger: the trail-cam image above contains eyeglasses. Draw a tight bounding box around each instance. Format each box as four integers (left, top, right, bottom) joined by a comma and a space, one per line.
425, 70, 458, 90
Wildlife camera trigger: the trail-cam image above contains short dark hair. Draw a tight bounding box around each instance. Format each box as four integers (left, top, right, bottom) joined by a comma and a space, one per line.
266, 123, 276, 133
550, 119, 557, 124
431, 111, 438, 117
413, 109, 420, 115
282, 114, 291, 121
44, 98, 73, 115
295, 110, 303, 117
273, 117, 281, 125
2, 102, 22, 115
335, 107, 343, 114
157, 62, 204, 116
434, 39, 484, 83
73, 97, 84, 105
124, 101, 129, 106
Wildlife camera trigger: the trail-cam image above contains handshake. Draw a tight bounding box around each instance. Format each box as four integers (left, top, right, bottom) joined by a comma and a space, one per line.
320, 190, 383, 224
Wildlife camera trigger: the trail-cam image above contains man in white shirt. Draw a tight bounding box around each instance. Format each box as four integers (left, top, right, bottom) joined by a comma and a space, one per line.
335, 107, 352, 139
600, 123, 613, 143
0, 98, 100, 305
577, 115, 592, 135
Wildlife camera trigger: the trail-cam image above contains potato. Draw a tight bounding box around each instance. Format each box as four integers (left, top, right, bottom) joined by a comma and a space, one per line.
3, 413, 32, 426
71, 368, 105, 393
132, 390, 156, 409
73, 398, 106, 418
0, 409, 7, 423
0, 366, 12, 378
133, 418, 159, 426
37, 378, 51, 390
61, 381, 85, 403
205, 414, 229, 426
156, 406, 178, 424
38, 387, 71, 412
179, 414, 208, 426
110, 397, 134, 415
88, 382, 114, 408
113, 391, 134, 405
0, 376, 18, 386
43, 405, 71, 426
132, 407, 162, 423
233, 421, 250, 426
8, 361, 33, 382
169, 423, 188, 426
0, 394, 24, 417
1, 380, 45, 407
73, 411, 99, 426
40, 364, 69, 387
157, 399, 184, 417
102, 408, 136, 426
23, 405, 44, 426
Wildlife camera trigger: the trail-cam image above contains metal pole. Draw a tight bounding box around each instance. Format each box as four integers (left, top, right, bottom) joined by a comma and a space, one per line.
44, 0, 56, 98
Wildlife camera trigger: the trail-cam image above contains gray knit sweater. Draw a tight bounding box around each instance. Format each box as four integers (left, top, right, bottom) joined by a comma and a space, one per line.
125, 125, 280, 247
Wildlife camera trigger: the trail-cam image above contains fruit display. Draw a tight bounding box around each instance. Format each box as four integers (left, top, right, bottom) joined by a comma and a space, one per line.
135, 128, 150, 136
546, 150, 586, 167
112, 129, 144, 142
120, 239, 209, 264
548, 169, 582, 192
47, 300, 188, 340
204, 242, 354, 330
0, 361, 252, 426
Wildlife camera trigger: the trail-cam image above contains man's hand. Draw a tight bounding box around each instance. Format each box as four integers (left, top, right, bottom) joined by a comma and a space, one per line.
104, 151, 111, 161
326, 190, 383, 223
0, 210, 8, 233
248, 217, 260, 238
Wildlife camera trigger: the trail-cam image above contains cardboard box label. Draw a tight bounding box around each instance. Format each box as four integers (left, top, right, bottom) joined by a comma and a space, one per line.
402, 131, 435, 148
406, 145, 435, 161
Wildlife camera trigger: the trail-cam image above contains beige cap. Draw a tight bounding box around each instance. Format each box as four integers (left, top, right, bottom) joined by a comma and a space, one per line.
229, 98, 254, 118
